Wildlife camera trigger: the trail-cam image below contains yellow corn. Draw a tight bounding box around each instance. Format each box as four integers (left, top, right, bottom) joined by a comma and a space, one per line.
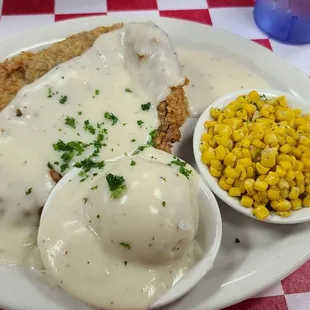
303, 194, 310, 207
256, 162, 270, 175
209, 167, 222, 177
240, 195, 253, 208
279, 143, 292, 154
276, 211, 291, 217
224, 166, 240, 179
244, 179, 255, 196
231, 147, 243, 159
267, 189, 280, 201
252, 205, 269, 220
254, 179, 268, 191
201, 147, 215, 165
291, 199, 302, 210
210, 108, 222, 119
271, 199, 291, 211
226, 177, 235, 185
247, 166, 255, 178
288, 187, 300, 200
224, 152, 237, 167
228, 187, 241, 197
218, 177, 231, 191
215, 145, 228, 161
200, 90, 310, 219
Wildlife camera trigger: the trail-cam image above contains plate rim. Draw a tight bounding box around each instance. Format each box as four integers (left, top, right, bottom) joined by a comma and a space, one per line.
0, 15, 310, 310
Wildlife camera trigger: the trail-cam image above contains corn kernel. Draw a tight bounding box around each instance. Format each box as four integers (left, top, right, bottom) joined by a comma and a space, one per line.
256, 162, 270, 175
278, 178, 290, 190
261, 149, 277, 168
238, 157, 252, 168
215, 145, 228, 161
248, 90, 260, 101
242, 148, 252, 159
286, 136, 297, 146
228, 187, 241, 197
267, 189, 280, 201
284, 170, 296, 182
244, 179, 255, 196
231, 147, 243, 159
210, 108, 222, 119
251, 139, 265, 150
301, 157, 310, 168
280, 189, 289, 199
291, 199, 302, 210
218, 177, 231, 191
303, 194, 310, 207
288, 187, 300, 200
201, 148, 215, 165
223, 165, 240, 178
214, 135, 233, 150
271, 199, 291, 211
209, 166, 222, 177
264, 171, 279, 186
232, 128, 246, 142
275, 165, 286, 177
291, 147, 302, 158
279, 161, 292, 170
247, 166, 255, 178
239, 138, 251, 149
252, 205, 269, 220
276, 211, 291, 217
204, 120, 217, 128
240, 195, 254, 208
254, 179, 268, 191
279, 143, 292, 154
224, 152, 237, 167
210, 159, 222, 171
227, 117, 243, 130
226, 177, 235, 185
295, 171, 304, 183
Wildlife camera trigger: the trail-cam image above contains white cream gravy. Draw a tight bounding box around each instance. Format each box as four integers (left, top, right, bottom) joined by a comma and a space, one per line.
178, 48, 271, 116
38, 149, 201, 310
0, 22, 184, 265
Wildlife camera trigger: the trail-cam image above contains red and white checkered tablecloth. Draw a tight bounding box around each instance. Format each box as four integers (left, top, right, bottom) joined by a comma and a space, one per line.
0, 1, 310, 310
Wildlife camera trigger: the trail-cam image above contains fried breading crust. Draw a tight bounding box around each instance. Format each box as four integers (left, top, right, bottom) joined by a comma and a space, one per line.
0, 23, 188, 152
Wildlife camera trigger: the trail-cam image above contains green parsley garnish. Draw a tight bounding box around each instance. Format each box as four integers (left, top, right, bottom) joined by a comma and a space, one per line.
83, 197, 88, 204
78, 111, 82, 115
137, 120, 144, 127
25, 187, 32, 195
84, 120, 96, 135
96, 214, 100, 219
91, 185, 98, 191
170, 157, 192, 179
148, 129, 157, 146
59, 95, 68, 104
124, 261, 128, 266
104, 112, 118, 126
160, 177, 166, 182
53, 140, 88, 172
141, 102, 151, 111
95, 89, 100, 95
120, 242, 131, 249
162, 201, 166, 207
125, 88, 132, 93
133, 145, 149, 155
65, 116, 76, 129
47, 87, 52, 98
47, 162, 54, 170
131, 139, 136, 143
75, 157, 105, 180
106, 173, 127, 199
130, 160, 136, 166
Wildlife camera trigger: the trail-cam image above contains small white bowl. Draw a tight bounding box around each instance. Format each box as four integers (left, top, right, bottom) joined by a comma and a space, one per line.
193, 89, 310, 225
41, 149, 222, 308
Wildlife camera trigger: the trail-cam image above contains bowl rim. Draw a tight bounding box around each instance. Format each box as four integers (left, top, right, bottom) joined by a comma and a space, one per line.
193, 88, 310, 225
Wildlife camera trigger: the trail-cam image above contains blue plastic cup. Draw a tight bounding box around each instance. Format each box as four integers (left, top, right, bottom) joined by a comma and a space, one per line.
254, 0, 310, 44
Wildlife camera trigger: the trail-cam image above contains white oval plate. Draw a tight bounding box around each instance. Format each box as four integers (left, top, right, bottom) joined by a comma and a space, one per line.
1, 16, 310, 310
193, 89, 310, 224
